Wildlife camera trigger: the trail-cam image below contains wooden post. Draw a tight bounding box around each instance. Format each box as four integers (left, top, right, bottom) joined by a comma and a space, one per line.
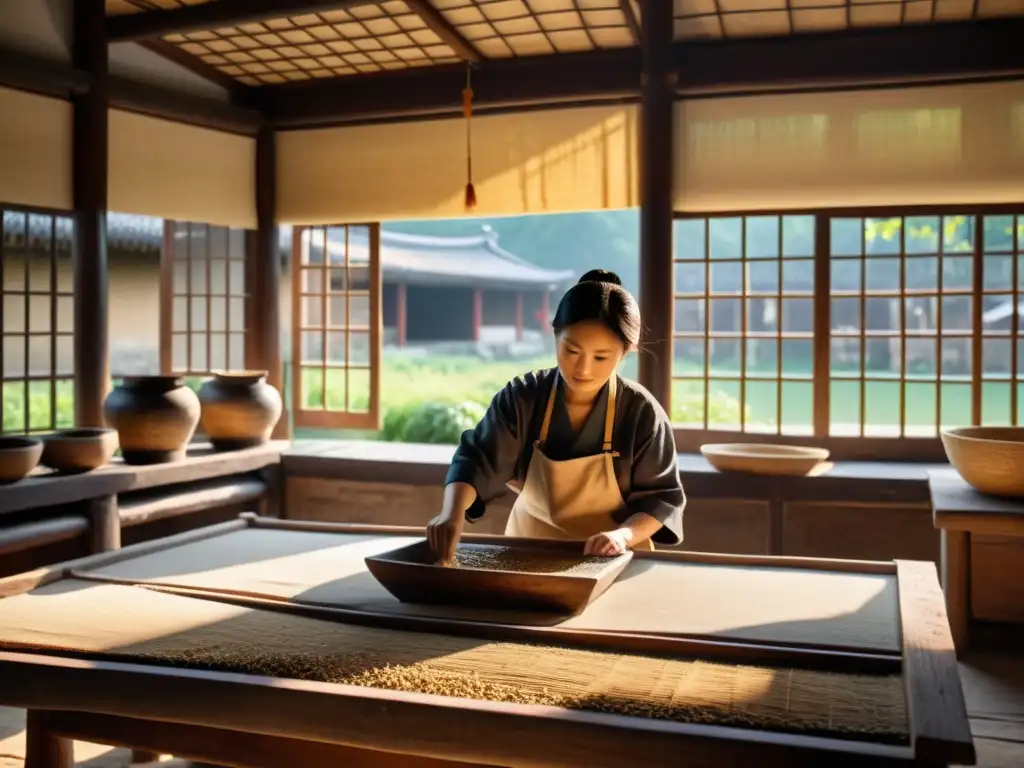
87, 495, 120, 553
250, 124, 287, 439
636, 0, 675, 411
540, 290, 550, 326
72, 0, 109, 427
24, 711, 73, 768
515, 291, 524, 342
396, 282, 407, 347
473, 288, 483, 343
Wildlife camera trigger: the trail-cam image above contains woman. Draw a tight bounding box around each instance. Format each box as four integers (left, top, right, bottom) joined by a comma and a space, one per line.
426, 269, 686, 565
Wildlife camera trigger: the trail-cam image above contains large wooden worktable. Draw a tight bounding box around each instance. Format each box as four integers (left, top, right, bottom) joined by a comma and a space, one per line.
0, 515, 974, 767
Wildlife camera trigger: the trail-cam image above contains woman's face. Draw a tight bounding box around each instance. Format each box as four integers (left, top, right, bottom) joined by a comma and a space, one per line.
556, 320, 627, 400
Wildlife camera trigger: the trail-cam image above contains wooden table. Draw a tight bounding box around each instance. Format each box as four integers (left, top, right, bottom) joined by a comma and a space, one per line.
929, 468, 1024, 657
0, 515, 975, 767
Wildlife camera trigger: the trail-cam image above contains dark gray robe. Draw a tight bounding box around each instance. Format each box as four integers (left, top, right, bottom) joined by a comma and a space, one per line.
445, 367, 685, 545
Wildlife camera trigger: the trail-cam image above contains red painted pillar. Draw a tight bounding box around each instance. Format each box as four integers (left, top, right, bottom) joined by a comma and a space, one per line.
473, 288, 483, 342
540, 289, 551, 326
396, 282, 407, 348
515, 292, 524, 342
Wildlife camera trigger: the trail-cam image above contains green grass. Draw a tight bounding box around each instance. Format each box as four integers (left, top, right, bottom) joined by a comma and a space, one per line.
4, 357, 1021, 438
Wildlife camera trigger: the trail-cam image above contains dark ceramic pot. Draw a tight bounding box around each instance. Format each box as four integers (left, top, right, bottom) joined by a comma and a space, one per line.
103, 376, 201, 464
197, 370, 283, 451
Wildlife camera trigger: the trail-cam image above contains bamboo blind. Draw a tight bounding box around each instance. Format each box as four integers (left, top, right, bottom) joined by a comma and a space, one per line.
0, 87, 73, 212
674, 80, 1024, 212
107, 109, 258, 230
276, 103, 640, 224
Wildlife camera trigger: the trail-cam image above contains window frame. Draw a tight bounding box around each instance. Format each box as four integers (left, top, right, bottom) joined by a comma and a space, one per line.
0, 203, 76, 436
158, 219, 250, 379
669, 203, 1023, 463
290, 222, 382, 431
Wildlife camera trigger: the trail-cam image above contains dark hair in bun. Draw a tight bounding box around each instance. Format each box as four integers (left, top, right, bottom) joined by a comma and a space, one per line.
578, 269, 622, 287
552, 268, 641, 349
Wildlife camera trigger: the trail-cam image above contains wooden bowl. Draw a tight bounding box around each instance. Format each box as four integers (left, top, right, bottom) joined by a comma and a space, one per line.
700, 443, 830, 476
0, 436, 43, 483
41, 428, 120, 473
941, 427, 1024, 498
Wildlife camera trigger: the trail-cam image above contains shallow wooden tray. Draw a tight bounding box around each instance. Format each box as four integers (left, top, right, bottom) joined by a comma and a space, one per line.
365, 538, 633, 615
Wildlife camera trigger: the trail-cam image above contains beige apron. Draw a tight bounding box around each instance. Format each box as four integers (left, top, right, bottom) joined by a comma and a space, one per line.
504, 372, 655, 551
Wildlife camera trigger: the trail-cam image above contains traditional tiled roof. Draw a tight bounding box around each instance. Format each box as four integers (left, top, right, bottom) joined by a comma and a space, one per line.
1, 211, 574, 289
312, 225, 575, 290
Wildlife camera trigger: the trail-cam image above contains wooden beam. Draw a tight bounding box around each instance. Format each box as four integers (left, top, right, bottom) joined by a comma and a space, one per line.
0, 46, 90, 98
138, 39, 245, 94
257, 18, 1024, 129
619, 0, 641, 46
261, 48, 640, 128
105, 0, 371, 42
636, 0, 674, 411
108, 76, 263, 136
0, 47, 260, 132
405, 0, 482, 62
72, 0, 110, 429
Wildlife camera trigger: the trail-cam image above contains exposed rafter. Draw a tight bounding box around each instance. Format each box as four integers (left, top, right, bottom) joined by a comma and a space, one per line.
253, 18, 1024, 129
105, 0, 370, 42
405, 0, 482, 62
138, 39, 246, 94
619, 0, 641, 46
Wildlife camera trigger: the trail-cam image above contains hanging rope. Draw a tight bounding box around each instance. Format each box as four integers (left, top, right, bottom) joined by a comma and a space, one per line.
462, 63, 476, 212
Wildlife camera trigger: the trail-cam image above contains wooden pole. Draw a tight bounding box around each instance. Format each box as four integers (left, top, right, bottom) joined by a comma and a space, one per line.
473, 289, 483, 343
396, 283, 407, 347
252, 124, 287, 438
636, 0, 675, 411
72, 0, 110, 427
515, 291, 524, 342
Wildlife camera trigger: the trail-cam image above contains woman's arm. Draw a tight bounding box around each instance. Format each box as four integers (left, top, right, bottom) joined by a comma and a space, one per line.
585, 398, 686, 555
619, 399, 686, 546
444, 376, 531, 521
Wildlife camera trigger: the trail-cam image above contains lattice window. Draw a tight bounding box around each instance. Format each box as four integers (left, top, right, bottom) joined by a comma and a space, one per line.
1, 209, 75, 435
291, 223, 381, 430
670, 208, 1024, 457
828, 214, 975, 438
978, 214, 1024, 426
162, 220, 248, 378
672, 214, 817, 435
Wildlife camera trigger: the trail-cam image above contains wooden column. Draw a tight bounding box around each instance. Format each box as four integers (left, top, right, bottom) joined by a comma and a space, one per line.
250, 124, 287, 438
636, 0, 676, 410
72, 0, 109, 427
540, 290, 551, 326
515, 291, 524, 341
396, 282, 407, 347
473, 288, 483, 343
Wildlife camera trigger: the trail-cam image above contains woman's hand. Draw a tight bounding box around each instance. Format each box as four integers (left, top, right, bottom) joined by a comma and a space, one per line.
427, 509, 465, 565
584, 528, 633, 557
427, 482, 475, 565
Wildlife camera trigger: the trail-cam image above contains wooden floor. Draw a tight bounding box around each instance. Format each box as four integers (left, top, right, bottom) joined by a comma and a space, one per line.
1, 637, 1022, 767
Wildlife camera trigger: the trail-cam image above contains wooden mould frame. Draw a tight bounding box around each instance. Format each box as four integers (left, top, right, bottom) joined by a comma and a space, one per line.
0, 514, 976, 768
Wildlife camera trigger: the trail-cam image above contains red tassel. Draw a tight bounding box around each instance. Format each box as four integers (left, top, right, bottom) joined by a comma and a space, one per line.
464, 182, 477, 212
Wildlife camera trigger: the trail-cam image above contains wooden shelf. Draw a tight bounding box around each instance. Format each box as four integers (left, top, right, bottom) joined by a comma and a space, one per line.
0, 441, 288, 518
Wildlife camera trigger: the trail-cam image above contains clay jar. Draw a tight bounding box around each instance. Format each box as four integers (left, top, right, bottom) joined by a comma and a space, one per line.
197, 370, 283, 451
103, 376, 201, 464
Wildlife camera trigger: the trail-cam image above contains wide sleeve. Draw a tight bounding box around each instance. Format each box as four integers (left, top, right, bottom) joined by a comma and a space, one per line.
444, 379, 527, 522
624, 401, 686, 545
